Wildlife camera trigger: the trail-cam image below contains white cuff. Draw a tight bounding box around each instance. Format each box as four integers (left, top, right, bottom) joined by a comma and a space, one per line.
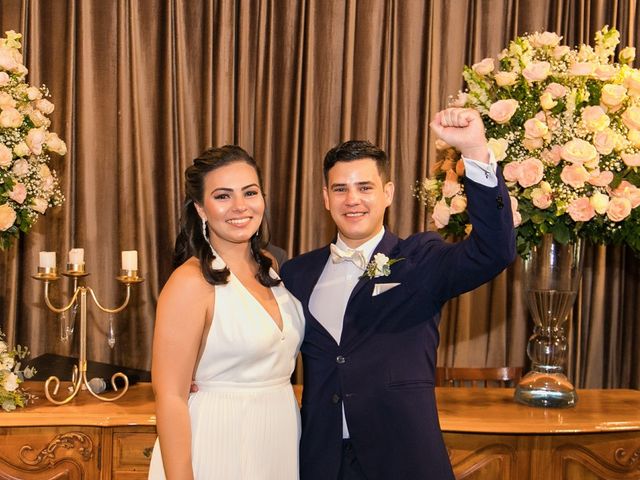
462, 150, 498, 187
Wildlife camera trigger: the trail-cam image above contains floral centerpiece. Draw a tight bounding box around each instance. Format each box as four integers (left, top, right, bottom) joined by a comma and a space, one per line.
0, 328, 36, 412
417, 26, 640, 257
0, 30, 66, 250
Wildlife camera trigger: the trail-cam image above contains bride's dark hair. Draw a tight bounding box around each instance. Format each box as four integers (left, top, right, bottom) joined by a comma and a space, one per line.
173, 145, 279, 287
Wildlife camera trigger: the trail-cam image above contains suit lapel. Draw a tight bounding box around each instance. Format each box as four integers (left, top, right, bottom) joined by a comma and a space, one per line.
340, 231, 400, 347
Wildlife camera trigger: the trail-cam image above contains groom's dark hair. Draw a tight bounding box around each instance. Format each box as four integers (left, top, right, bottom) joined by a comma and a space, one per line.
323, 140, 390, 184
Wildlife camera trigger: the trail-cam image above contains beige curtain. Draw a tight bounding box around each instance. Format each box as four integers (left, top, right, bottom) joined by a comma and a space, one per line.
0, 0, 638, 389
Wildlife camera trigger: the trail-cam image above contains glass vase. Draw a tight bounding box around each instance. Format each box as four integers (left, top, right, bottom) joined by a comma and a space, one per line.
514, 234, 585, 408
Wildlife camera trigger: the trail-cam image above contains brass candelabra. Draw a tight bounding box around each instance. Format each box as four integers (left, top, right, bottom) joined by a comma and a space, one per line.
32, 260, 143, 405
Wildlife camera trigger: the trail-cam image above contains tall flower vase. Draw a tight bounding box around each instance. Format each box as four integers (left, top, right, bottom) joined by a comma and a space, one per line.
514, 234, 585, 408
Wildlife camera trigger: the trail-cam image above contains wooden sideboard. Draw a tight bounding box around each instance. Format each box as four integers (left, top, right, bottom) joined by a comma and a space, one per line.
0, 383, 638, 479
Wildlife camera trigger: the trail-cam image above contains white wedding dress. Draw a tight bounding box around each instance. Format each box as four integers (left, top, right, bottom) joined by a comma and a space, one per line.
148, 262, 305, 480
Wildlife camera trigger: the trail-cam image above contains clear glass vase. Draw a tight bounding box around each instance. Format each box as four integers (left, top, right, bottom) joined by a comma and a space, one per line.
514, 234, 585, 408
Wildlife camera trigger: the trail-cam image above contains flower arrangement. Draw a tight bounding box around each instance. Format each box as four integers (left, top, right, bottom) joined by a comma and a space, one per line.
0, 30, 66, 250
417, 27, 640, 257
0, 328, 36, 412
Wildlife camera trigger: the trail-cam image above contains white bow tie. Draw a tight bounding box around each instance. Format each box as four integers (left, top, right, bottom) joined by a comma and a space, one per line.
330, 243, 367, 270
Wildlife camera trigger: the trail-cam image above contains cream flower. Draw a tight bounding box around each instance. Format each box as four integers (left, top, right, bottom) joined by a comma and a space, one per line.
449, 195, 467, 214
590, 192, 610, 215
523, 61, 551, 82
540, 92, 557, 110
0, 107, 22, 128
593, 129, 617, 154
32, 198, 49, 214
0, 204, 17, 231
487, 138, 509, 161
600, 84, 627, 110
582, 105, 610, 131
472, 57, 495, 76
494, 71, 518, 87
560, 139, 599, 166
432, 200, 451, 229
620, 46, 636, 64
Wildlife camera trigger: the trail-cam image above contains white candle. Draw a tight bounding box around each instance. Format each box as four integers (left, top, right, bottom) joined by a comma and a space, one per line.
39, 251, 56, 269
121, 250, 138, 271
68, 248, 84, 265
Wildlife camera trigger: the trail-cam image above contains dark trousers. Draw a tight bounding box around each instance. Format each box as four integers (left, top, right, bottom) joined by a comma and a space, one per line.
339, 440, 368, 480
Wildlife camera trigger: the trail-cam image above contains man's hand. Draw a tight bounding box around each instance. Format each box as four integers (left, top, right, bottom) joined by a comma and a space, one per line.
430, 108, 490, 163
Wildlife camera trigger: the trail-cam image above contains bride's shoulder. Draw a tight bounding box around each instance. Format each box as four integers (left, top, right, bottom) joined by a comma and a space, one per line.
163, 257, 213, 297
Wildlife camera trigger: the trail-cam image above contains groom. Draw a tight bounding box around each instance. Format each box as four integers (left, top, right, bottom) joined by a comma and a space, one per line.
280, 108, 516, 480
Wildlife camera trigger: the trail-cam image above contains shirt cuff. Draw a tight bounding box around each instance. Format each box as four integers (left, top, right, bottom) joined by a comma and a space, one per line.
462, 150, 498, 187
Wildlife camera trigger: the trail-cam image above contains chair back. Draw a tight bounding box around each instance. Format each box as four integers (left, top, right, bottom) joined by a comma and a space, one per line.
435, 366, 522, 388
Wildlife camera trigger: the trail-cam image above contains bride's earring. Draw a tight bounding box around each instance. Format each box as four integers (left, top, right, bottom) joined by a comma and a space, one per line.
201, 218, 216, 255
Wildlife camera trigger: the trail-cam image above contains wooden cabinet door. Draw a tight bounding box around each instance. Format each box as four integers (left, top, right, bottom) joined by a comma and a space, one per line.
111, 426, 156, 479
0, 427, 100, 480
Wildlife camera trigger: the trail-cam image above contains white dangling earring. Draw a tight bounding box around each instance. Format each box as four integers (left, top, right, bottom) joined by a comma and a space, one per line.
201, 218, 216, 256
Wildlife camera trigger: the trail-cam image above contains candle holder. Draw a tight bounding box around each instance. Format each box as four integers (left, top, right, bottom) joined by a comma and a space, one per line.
32, 264, 144, 405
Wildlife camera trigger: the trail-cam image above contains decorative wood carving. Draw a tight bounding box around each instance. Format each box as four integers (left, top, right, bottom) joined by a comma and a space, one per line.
451, 443, 517, 479
18, 432, 93, 467
554, 443, 640, 479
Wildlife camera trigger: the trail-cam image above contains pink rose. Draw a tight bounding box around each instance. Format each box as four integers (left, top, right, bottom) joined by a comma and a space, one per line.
622, 106, 640, 130
0, 46, 19, 71
34, 98, 55, 115
567, 197, 596, 222
544, 83, 567, 99
449, 91, 468, 107
0, 107, 23, 128
0, 72, 9, 86
489, 99, 519, 124
9, 183, 27, 204
449, 195, 467, 214
0, 92, 16, 109
560, 164, 590, 188
442, 170, 461, 198
518, 157, 545, 188
569, 62, 596, 76
32, 198, 48, 214
594, 65, 617, 81
541, 145, 562, 166
0, 143, 12, 167
0, 203, 17, 231
472, 58, 495, 76
524, 118, 548, 139
610, 181, 640, 208
581, 106, 610, 132
432, 200, 451, 228
26, 128, 46, 155
522, 61, 551, 82
593, 129, 616, 155
587, 170, 614, 187
553, 45, 571, 59
606, 197, 632, 222
622, 152, 640, 167
510, 196, 521, 227
560, 139, 598, 166
502, 162, 522, 182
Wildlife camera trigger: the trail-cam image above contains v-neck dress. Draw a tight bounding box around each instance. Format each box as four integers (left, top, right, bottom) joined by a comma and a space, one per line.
148, 264, 305, 479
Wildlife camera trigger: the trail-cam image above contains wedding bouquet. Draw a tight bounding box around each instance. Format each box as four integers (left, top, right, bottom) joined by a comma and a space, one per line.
417, 27, 640, 257
0, 30, 66, 250
0, 328, 35, 412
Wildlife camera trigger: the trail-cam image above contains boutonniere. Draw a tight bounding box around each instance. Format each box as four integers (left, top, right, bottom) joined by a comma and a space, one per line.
361, 253, 404, 279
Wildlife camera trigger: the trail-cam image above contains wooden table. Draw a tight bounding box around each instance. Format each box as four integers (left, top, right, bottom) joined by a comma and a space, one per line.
1, 384, 638, 479
436, 387, 640, 479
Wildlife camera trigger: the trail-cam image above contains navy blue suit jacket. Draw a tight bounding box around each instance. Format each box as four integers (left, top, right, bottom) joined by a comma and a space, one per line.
281, 173, 516, 480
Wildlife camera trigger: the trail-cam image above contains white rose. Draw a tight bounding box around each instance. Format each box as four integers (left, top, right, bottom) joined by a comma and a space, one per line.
35, 98, 55, 114
45, 132, 67, 155
3, 372, 19, 392
0, 107, 23, 128
0, 71, 9, 86
26, 86, 42, 100
1, 353, 15, 370
13, 142, 30, 158
472, 57, 495, 76
487, 138, 509, 161
26, 128, 46, 155
11, 158, 29, 176
32, 197, 49, 214
590, 192, 610, 215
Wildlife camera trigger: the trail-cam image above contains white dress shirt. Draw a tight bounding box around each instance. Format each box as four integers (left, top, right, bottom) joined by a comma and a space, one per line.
307, 153, 497, 438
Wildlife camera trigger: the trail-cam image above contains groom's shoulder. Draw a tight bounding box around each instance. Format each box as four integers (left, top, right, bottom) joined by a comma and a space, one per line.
281, 245, 328, 277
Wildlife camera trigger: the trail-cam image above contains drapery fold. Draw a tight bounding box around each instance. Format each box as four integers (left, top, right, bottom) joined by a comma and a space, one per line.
0, 0, 637, 388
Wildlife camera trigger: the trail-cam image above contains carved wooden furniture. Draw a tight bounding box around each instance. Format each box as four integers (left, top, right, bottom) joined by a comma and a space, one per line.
437, 387, 640, 479
0, 382, 155, 479
436, 366, 523, 388
1, 383, 638, 479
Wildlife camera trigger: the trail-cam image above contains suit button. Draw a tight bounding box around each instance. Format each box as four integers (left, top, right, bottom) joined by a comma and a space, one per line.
331, 393, 341, 404
336, 355, 346, 364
